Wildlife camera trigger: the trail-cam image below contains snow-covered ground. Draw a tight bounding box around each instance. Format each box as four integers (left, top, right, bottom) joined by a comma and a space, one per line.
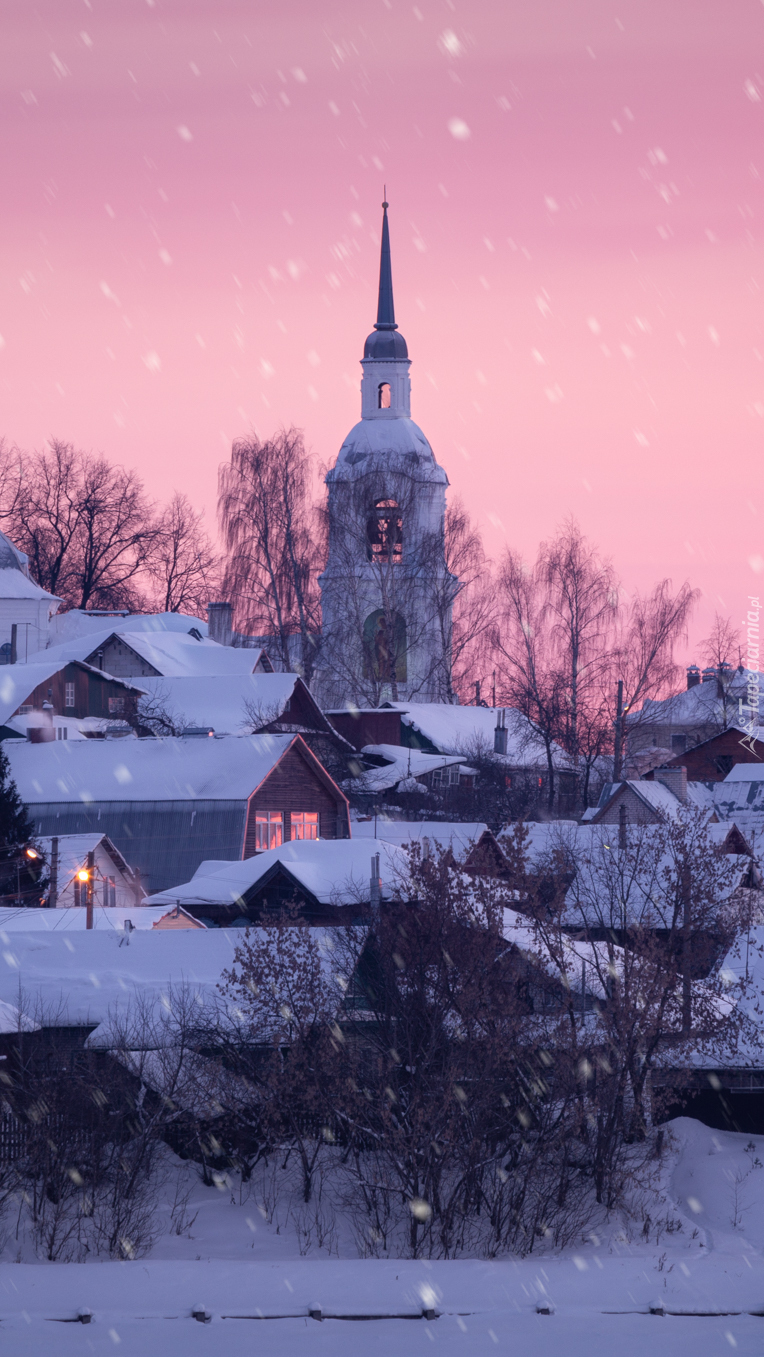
2, 1117, 764, 1353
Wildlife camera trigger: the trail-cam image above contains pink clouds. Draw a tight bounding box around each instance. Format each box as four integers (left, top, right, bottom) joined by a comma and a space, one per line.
1, 0, 764, 654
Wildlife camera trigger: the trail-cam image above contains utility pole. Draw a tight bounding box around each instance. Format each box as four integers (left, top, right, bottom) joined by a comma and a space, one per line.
682, 863, 692, 1035
49, 836, 58, 909
613, 679, 624, 781
86, 850, 94, 930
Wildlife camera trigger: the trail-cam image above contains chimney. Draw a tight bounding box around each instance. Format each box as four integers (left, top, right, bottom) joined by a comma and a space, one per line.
493, 708, 508, 756
208, 602, 233, 647
28, 703, 55, 743
686, 664, 700, 689
653, 765, 687, 803
701, 666, 716, 684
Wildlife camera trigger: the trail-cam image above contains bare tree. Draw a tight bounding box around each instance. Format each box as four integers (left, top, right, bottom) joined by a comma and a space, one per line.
146, 492, 219, 616
493, 547, 568, 811
493, 524, 697, 809
529, 812, 756, 1203
612, 579, 699, 775
0, 440, 159, 611
540, 521, 617, 759
218, 428, 321, 681
430, 498, 495, 703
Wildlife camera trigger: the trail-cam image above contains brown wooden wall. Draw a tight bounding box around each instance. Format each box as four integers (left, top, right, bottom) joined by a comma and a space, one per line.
325, 709, 402, 751
19, 663, 139, 721
243, 741, 350, 857
656, 728, 764, 783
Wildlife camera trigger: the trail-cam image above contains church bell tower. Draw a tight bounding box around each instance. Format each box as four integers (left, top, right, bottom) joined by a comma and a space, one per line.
316, 198, 457, 709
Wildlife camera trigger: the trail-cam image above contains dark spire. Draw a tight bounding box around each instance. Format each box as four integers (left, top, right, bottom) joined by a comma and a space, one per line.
374, 193, 397, 331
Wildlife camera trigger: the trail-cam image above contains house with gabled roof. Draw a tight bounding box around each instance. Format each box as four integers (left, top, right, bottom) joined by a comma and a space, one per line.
648, 725, 764, 783
7, 733, 351, 894
147, 838, 407, 927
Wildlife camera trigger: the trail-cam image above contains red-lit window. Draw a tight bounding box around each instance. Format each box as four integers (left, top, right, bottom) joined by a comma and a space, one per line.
255, 812, 284, 851
291, 811, 319, 841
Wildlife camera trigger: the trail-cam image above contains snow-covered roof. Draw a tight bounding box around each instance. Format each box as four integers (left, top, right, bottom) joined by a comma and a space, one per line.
712, 771, 764, 841
384, 702, 572, 768
330, 417, 447, 484
558, 820, 755, 928
685, 781, 716, 813
0, 928, 245, 1027
6, 732, 296, 804
3, 712, 89, 740
107, 631, 268, 678
37, 627, 267, 679
0, 568, 60, 603
47, 610, 209, 648
510, 821, 594, 869
147, 839, 408, 909
135, 673, 304, 736
352, 744, 470, 793
0, 905, 173, 932
628, 675, 748, 728
612, 779, 684, 819
0, 530, 60, 604
353, 819, 489, 860
0, 997, 39, 1033
36, 832, 137, 884
721, 762, 764, 783
501, 907, 616, 1001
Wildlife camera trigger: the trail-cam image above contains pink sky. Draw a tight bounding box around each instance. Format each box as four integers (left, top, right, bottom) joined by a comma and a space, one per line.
1, 0, 763, 657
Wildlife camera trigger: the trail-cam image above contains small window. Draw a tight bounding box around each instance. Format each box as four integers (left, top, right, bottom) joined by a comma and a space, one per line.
65, 682, 75, 709
714, 755, 734, 777
73, 878, 82, 908
291, 811, 319, 841
671, 734, 687, 754
378, 382, 391, 409
108, 696, 124, 715
432, 766, 460, 788
105, 875, 116, 907
255, 811, 284, 851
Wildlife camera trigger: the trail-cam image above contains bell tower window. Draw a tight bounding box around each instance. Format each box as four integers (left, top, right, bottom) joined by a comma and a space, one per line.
378, 382, 391, 409
366, 499, 402, 564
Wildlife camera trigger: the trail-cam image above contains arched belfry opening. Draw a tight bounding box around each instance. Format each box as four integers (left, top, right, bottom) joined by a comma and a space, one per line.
378, 381, 391, 409
366, 499, 402, 564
